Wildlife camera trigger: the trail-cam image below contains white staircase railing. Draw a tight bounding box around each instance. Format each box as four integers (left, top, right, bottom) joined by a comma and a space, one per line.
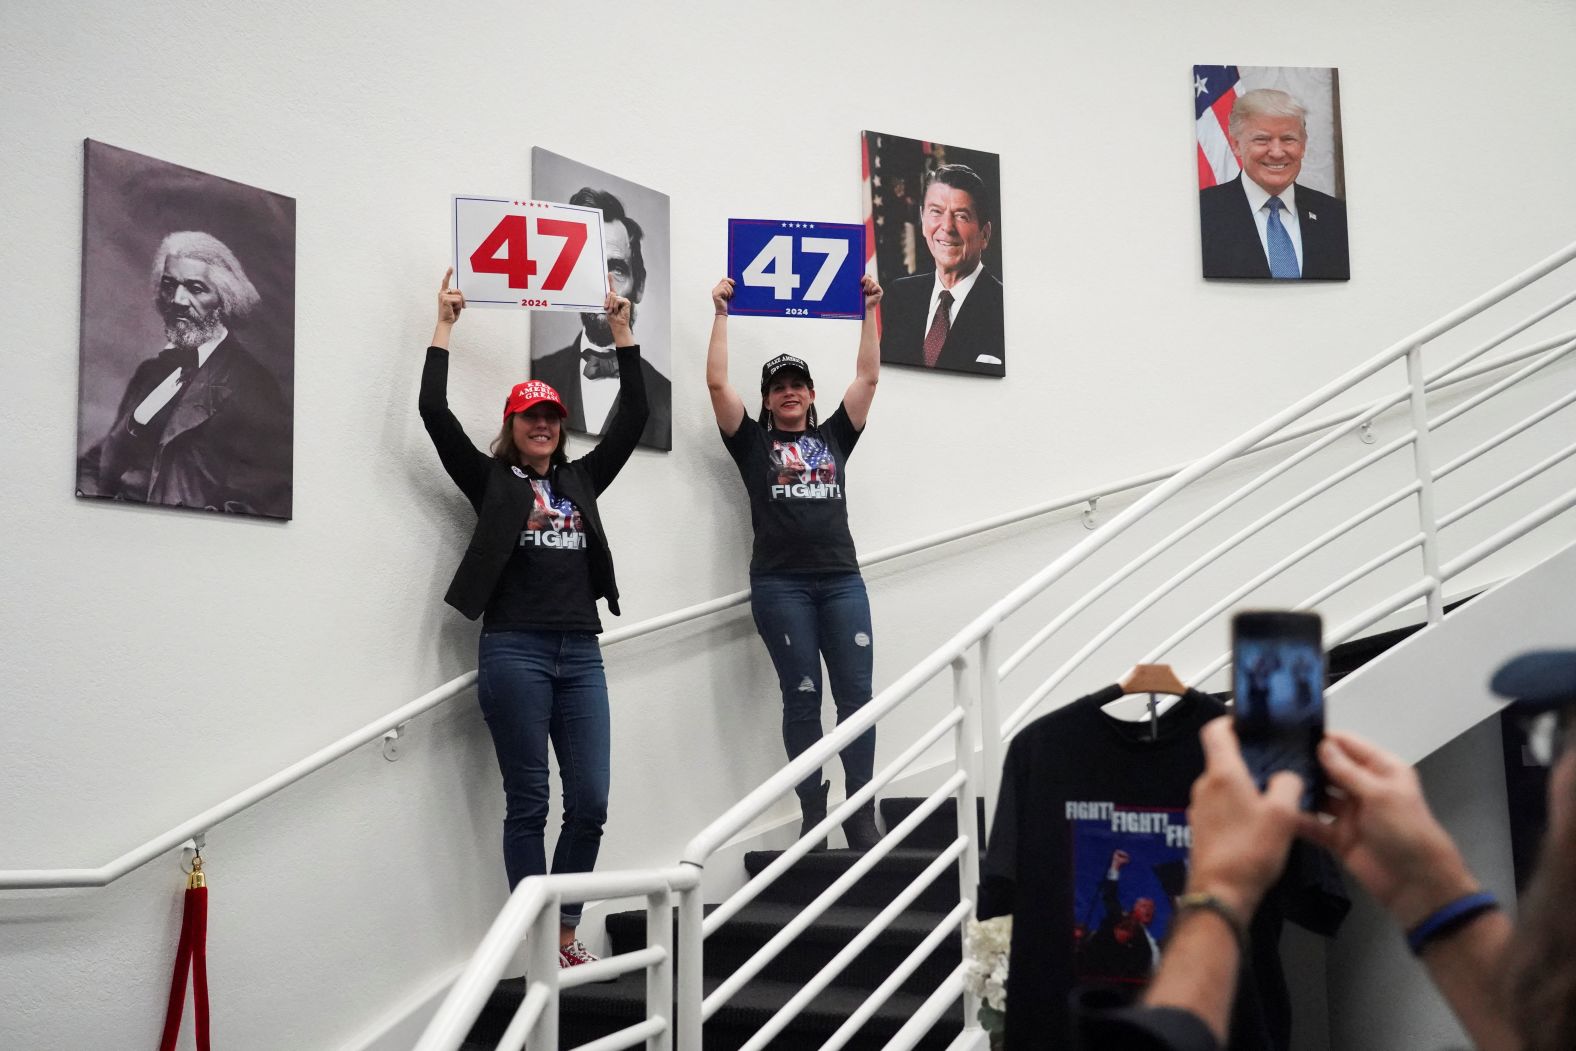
3, 283, 1567, 894
413, 867, 698, 1051
421, 240, 1576, 1050
1, 326, 1560, 893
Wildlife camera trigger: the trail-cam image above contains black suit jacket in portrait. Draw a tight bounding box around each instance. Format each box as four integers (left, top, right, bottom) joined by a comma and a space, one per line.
879, 268, 1006, 377
533, 334, 673, 451
1199, 176, 1350, 280
76, 335, 293, 518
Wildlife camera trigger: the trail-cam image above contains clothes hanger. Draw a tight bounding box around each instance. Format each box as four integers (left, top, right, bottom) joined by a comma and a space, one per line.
1119, 664, 1188, 697
1110, 664, 1189, 741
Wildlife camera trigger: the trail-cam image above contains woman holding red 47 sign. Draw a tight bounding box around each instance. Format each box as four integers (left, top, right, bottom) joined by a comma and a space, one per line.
706, 273, 885, 851
419, 268, 648, 969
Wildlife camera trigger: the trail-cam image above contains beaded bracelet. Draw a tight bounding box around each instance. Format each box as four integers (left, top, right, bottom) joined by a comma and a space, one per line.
1174, 892, 1249, 957
1405, 891, 1499, 956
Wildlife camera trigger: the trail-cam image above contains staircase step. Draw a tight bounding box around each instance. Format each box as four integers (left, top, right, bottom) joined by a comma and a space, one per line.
464, 972, 962, 1051
878, 796, 987, 849
607, 898, 960, 994
741, 845, 965, 910
459, 607, 1484, 1048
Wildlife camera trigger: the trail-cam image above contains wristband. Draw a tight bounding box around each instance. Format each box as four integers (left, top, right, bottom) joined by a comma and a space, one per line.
1173, 892, 1249, 957
1405, 892, 1498, 956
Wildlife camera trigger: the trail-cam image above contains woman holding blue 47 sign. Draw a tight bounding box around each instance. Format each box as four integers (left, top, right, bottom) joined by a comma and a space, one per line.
706, 272, 884, 851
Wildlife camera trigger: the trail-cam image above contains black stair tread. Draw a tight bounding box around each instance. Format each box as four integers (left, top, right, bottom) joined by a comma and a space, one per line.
476, 971, 962, 1034
705, 972, 962, 1035
607, 898, 958, 946
742, 844, 951, 874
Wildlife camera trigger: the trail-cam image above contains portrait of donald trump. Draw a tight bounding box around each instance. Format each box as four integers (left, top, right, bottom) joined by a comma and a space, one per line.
1195, 66, 1351, 281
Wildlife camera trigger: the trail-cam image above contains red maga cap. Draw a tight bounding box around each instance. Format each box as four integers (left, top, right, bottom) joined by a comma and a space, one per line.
503, 380, 567, 420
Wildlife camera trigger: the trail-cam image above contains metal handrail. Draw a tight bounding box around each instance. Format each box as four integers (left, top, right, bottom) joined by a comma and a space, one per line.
739, 839, 967, 1051
998, 333, 1576, 685
658, 240, 1576, 1050
702, 775, 964, 1018
1439, 439, 1576, 527
703, 709, 962, 934
1004, 452, 1423, 735
3, 311, 1565, 892
1435, 381, 1576, 479
888, 964, 969, 1051
0, 672, 478, 889
412, 865, 695, 1051
1430, 335, 1576, 429
819, 899, 974, 1051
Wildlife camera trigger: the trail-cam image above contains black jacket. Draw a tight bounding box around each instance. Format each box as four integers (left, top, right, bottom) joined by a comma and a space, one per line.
77, 335, 293, 518
419, 344, 648, 621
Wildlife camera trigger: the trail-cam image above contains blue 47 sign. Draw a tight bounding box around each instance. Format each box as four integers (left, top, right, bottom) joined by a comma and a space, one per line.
727, 220, 866, 319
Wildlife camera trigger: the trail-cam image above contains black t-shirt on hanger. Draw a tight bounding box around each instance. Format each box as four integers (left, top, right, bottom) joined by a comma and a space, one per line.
980, 685, 1350, 1051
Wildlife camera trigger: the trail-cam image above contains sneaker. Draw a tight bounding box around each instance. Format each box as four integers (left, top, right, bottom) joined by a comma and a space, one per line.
558, 938, 600, 968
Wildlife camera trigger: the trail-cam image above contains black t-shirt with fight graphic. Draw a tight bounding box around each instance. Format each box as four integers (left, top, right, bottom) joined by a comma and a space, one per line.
721, 404, 862, 575
483, 468, 601, 633
980, 687, 1350, 1051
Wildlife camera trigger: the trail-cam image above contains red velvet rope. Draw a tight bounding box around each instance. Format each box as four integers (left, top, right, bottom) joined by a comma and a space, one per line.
158, 884, 210, 1051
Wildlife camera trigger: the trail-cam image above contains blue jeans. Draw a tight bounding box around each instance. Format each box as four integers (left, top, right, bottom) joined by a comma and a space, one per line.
749, 572, 875, 801
477, 630, 611, 928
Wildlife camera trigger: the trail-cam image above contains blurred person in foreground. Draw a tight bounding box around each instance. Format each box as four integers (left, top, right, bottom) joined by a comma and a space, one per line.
1079, 649, 1576, 1051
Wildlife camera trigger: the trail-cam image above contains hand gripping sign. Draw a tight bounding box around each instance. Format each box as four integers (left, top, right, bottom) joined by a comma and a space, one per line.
727, 219, 866, 319
452, 195, 610, 310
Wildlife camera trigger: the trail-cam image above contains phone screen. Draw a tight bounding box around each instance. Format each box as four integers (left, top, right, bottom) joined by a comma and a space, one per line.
1232, 611, 1325, 810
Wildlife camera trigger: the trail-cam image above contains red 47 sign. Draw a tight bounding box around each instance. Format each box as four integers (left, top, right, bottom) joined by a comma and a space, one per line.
452, 195, 609, 311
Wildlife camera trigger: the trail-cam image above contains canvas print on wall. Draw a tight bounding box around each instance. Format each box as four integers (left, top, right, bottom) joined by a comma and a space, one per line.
529, 148, 672, 452
1195, 65, 1350, 281
76, 140, 296, 519
862, 130, 1005, 378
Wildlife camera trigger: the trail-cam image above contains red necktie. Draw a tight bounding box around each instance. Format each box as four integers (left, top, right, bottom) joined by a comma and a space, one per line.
923, 290, 953, 368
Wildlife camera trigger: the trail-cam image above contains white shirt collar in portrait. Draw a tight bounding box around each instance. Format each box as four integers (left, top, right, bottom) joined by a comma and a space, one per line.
576, 331, 621, 436
925, 261, 986, 334
1241, 178, 1305, 273
132, 323, 229, 426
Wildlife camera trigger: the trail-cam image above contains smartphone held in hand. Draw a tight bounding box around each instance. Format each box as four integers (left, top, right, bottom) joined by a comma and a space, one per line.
1232, 610, 1325, 810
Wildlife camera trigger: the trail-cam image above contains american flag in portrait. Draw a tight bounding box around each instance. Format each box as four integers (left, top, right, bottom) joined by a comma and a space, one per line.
1195, 65, 1243, 189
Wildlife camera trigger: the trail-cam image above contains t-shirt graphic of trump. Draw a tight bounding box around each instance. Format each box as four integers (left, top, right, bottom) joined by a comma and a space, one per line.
522, 478, 586, 549
769, 434, 841, 500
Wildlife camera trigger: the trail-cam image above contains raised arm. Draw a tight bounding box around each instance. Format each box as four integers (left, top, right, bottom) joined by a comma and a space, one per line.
841, 275, 882, 430
579, 286, 649, 494
431, 266, 464, 350
1298, 731, 1518, 1051
1141, 718, 1304, 1045
707, 278, 747, 437
419, 268, 489, 505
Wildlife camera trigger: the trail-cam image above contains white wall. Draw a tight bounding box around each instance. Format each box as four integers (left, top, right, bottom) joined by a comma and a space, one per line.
3, 1, 1576, 1048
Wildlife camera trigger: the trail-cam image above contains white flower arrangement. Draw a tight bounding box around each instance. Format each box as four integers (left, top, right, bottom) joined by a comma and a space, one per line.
964, 915, 1012, 1035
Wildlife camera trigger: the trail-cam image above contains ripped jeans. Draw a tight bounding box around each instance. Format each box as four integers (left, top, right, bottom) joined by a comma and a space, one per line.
749, 572, 875, 800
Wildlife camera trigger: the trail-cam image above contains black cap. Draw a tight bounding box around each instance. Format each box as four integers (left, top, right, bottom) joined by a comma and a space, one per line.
1490, 650, 1576, 712
760, 353, 813, 392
